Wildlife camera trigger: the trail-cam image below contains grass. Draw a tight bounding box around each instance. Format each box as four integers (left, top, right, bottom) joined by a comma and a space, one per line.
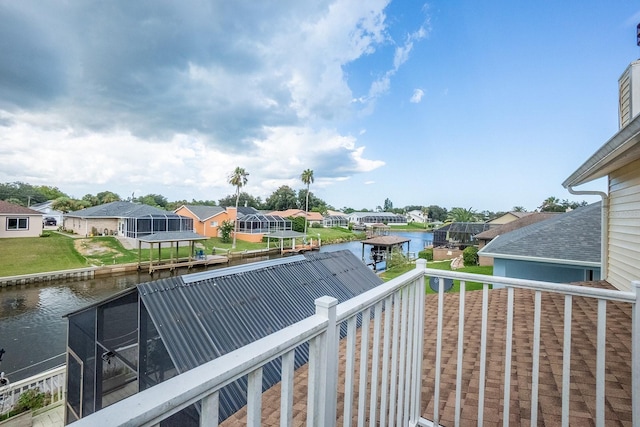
0, 233, 88, 276
379, 259, 493, 293
388, 222, 435, 231
0, 227, 368, 277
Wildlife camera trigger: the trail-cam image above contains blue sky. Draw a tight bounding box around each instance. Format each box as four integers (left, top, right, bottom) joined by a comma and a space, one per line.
1, 1, 639, 212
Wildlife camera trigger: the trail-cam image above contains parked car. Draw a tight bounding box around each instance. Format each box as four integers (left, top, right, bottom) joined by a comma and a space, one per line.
43, 217, 57, 226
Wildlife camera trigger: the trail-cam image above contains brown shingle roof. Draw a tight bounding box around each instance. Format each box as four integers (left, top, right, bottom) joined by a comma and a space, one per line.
0, 200, 42, 215
475, 212, 559, 240
222, 281, 632, 426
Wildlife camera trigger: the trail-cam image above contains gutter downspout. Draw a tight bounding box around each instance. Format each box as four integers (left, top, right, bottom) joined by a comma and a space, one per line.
566, 186, 608, 280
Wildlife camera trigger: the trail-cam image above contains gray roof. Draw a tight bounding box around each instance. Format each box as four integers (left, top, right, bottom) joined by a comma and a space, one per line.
180, 205, 225, 220
475, 212, 559, 240
65, 201, 181, 219
137, 250, 382, 420
479, 202, 601, 265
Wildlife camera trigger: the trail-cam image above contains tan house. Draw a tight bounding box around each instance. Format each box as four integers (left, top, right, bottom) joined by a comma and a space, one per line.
0, 200, 43, 238
174, 205, 226, 237
487, 210, 533, 225
268, 208, 324, 225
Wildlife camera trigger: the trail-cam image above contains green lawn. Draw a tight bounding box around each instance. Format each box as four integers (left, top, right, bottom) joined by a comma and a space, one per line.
380, 260, 493, 293
0, 233, 88, 276
388, 222, 435, 231
0, 227, 367, 277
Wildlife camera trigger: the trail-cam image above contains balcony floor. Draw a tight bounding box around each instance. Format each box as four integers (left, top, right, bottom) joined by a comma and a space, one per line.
221, 280, 633, 426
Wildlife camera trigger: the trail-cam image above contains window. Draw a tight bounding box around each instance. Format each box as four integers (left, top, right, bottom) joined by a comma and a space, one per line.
210, 221, 218, 227
7, 217, 28, 230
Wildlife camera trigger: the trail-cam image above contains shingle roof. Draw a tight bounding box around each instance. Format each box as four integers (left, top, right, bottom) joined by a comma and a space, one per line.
0, 200, 42, 215
475, 212, 559, 240
65, 201, 181, 218
479, 202, 601, 264
181, 205, 225, 220
222, 281, 633, 426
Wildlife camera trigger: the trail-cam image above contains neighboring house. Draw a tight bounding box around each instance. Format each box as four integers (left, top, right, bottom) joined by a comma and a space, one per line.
479, 202, 601, 283
30, 200, 64, 226
475, 212, 558, 266
561, 62, 640, 291
174, 205, 226, 237
268, 208, 324, 225
347, 211, 407, 226
64, 201, 193, 239
432, 222, 493, 249
406, 209, 429, 224
65, 250, 383, 425
0, 200, 43, 238
487, 211, 533, 225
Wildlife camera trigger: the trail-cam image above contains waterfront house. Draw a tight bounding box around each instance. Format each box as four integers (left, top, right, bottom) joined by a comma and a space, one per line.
63, 201, 194, 240
0, 200, 43, 238
347, 211, 408, 226
30, 200, 64, 226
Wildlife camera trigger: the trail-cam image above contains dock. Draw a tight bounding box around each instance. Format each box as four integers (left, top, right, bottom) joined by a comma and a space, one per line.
144, 255, 229, 274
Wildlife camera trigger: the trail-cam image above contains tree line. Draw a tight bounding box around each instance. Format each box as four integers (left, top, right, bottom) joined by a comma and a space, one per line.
0, 181, 587, 220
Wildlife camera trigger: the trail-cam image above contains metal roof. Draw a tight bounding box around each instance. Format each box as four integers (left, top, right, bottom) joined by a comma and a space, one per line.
137, 249, 382, 420
478, 202, 601, 266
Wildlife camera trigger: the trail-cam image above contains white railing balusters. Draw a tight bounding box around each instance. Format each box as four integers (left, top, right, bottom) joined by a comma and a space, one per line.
396, 284, 410, 426
477, 283, 489, 426
596, 299, 606, 427
388, 292, 401, 425
200, 391, 219, 427
343, 316, 357, 427
247, 367, 262, 426
433, 277, 445, 425
530, 290, 541, 426
357, 308, 370, 427
455, 280, 466, 426
411, 261, 426, 426
379, 296, 393, 427
281, 350, 294, 427
369, 301, 383, 426
307, 332, 322, 426
403, 280, 415, 426
503, 286, 514, 427
561, 294, 573, 427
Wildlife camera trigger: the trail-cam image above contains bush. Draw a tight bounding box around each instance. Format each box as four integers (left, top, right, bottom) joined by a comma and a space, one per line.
290, 216, 306, 232
386, 248, 409, 270
219, 220, 234, 243
15, 388, 46, 413
418, 248, 433, 261
463, 246, 479, 266
39, 232, 51, 238
311, 222, 322, 228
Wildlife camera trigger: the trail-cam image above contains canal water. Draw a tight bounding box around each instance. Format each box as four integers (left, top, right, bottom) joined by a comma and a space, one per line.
0, 231, 432, 381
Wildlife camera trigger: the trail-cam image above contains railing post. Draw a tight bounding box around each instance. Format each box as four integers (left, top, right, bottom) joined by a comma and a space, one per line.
314, 296, 338, 427
632, 281, 640, 427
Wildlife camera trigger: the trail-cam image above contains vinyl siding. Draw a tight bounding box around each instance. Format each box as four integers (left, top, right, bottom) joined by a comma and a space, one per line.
607, 157, 640, 291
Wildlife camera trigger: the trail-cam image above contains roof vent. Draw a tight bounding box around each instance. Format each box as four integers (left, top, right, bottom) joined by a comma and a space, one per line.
618, 24, 640, 129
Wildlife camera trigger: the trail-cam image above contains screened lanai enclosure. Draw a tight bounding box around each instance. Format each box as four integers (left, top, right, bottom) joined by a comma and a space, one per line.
65, 250, 382, 426
236, 213, 291, 234
322, 215, 349, 228
123, 213, 193, 239
432, 222, 495, 249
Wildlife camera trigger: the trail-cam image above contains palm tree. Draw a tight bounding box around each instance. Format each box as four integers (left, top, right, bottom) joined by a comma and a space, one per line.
228, 167, 249, 249
446, 207, 479, 223
301, 169, 314, 239
420, 206, 430, 228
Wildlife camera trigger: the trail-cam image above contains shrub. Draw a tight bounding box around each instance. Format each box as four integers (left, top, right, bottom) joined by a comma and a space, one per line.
290, 216, 306, 232
39, 232, 51, 238
418, 248, 433, 261
463, 246, 479, 266
386, 248, 409, 270
219, 220, 234, 243
15, 388, 46, 413
311, 222, 322, 228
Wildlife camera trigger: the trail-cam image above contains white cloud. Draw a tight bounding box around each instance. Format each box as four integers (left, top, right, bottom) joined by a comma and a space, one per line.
410, 88, 424, 103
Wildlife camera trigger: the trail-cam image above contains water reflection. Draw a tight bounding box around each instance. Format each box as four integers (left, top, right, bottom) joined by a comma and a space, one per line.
0, 231, 431, 381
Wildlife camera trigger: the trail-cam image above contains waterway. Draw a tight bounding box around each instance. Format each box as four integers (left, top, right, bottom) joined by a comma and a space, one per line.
0, 231, 432, 381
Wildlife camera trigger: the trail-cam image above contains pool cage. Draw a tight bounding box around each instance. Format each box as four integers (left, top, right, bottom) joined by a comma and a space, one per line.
123, 213, 193, 239
236, 214, 291, 234
322, 215, 349, 228
353, 213, 407, 225
432, 222, 494, 249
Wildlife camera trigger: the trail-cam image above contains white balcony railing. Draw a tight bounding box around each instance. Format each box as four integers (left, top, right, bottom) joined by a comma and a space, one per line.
70, 259, 640, 427
0, 365, 66, 415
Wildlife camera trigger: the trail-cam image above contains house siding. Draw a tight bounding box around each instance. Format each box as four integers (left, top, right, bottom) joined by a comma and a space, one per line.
492, 258, 600, 288
0, 214, 43, 238
64, 217, 119, 236
607, 157, 640, 291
